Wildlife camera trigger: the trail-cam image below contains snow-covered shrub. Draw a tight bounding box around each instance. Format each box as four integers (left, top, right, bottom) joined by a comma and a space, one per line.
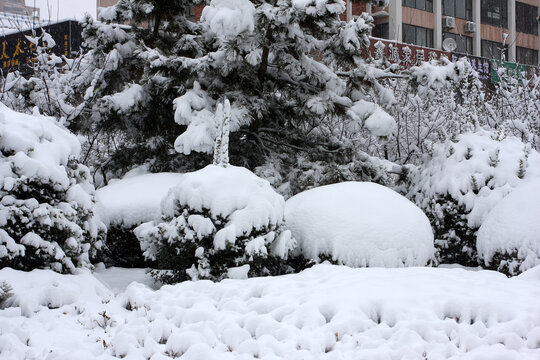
136, 165, 296, 283
0, 105, 105, 273
0, 281, 12, 309
95, 173, 184, 267
477, 180, 540, 276
285, 182, 435, 267
407, 131, 540, 266
256, 153, 393, 199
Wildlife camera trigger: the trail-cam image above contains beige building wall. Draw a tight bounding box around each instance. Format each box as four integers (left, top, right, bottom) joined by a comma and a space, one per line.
97, 0, 119, 18
0, 0, 38, 17
374, 0, 540, 62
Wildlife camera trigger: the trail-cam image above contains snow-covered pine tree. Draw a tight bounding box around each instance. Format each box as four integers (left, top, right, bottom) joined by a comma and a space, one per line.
406, 129, 540, 267
14, 0, 207, 182
155, 0, 399, 189
136, 100, 296, 283
0, 106, 106, 273
92, 0, 210, 177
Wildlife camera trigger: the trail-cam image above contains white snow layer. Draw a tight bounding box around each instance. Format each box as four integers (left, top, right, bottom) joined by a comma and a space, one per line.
1, 265, 540, 359
348, 99, 397, 138
173, 82, 250, 155
201, 0, 256, 36
0, 103, 80, 189
285, 182, 435, 267
477, 179, 540, 272
101, 84, 147, 115
409, 131, 540, 228
160, 165, 285, 250
95, 173, 184, 227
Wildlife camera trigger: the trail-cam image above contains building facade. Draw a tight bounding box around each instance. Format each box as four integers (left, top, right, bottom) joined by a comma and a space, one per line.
96, 0, 202, 22
0, 0, 38, 18
365, 0, 540, 65
95, 0, 540, 66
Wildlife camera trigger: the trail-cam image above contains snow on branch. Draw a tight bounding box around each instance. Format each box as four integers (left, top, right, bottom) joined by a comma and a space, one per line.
213, 99, 231, 167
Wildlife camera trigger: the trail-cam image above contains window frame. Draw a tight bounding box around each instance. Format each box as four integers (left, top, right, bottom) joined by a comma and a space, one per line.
516, 2, 538, 36
481, 0, 508, 28
403, 24, 434, 48
443, 0, 473, 21
481, 39, 509, 60
516, 46, 539, 65
402, 0, 433, 12
373, 23, 390, 39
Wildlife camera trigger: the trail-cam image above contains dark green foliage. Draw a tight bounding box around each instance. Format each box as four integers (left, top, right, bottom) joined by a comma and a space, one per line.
103, 225, 153, 268
0, 157, 105, 273
0, 281, 13, 309
139, 206, 296, 284
483, 250, 521, 277
425, 195, 478, 267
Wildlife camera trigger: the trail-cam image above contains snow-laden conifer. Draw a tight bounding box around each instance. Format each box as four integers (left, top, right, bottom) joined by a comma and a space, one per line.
136, 101, 295, 283
0, 106, 105, 273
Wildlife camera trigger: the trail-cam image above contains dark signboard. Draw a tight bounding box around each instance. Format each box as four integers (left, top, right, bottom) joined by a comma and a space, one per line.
0, 20, 82, 76
451, 52, 540, 85
451, 53, 491, 83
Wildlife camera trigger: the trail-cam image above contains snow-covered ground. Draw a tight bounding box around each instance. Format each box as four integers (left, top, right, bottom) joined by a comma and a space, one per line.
1, 264, 539, 359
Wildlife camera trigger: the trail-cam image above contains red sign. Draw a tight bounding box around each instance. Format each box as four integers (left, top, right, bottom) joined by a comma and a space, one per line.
364, 38, 451, 69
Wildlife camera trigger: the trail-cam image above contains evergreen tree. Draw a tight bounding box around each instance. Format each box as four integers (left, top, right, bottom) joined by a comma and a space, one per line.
0, 107, 105, 273
136, 100, 296, 283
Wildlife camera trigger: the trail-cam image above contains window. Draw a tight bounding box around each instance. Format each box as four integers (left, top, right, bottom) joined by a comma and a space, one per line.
403, 0, 433, 12
186, 6, 195, 19
482, 40, 508, 60
373, 23, 389, 39
516, 2, 538, 35
481, 0, 508, 28
403, 24, 434, 48
443, 32, 473, 54
517, 47, 538, 65
443, 0, 472, 20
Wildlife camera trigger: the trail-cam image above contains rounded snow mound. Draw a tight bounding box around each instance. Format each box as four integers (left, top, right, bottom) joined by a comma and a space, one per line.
96, 172, 184, 227
161, 164, 287, 251
285, 182, 435, 267
477, 180, 540, 275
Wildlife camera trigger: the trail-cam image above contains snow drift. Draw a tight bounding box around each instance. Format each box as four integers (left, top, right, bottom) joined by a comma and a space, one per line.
285, 182, 435, 267
95, 172, 184, 227
0, 265, 539, 359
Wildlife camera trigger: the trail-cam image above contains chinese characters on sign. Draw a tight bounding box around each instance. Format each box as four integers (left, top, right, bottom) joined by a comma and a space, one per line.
0, 20, 82, 76
367, 38, 450, 69
489, 59, 528, 84
451, 53, 491, 82
0, 38, 34, 69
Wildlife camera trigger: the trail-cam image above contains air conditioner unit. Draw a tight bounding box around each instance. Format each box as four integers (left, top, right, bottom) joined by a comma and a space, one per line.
443, 16, 456, 29
464, 21, 476, 33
